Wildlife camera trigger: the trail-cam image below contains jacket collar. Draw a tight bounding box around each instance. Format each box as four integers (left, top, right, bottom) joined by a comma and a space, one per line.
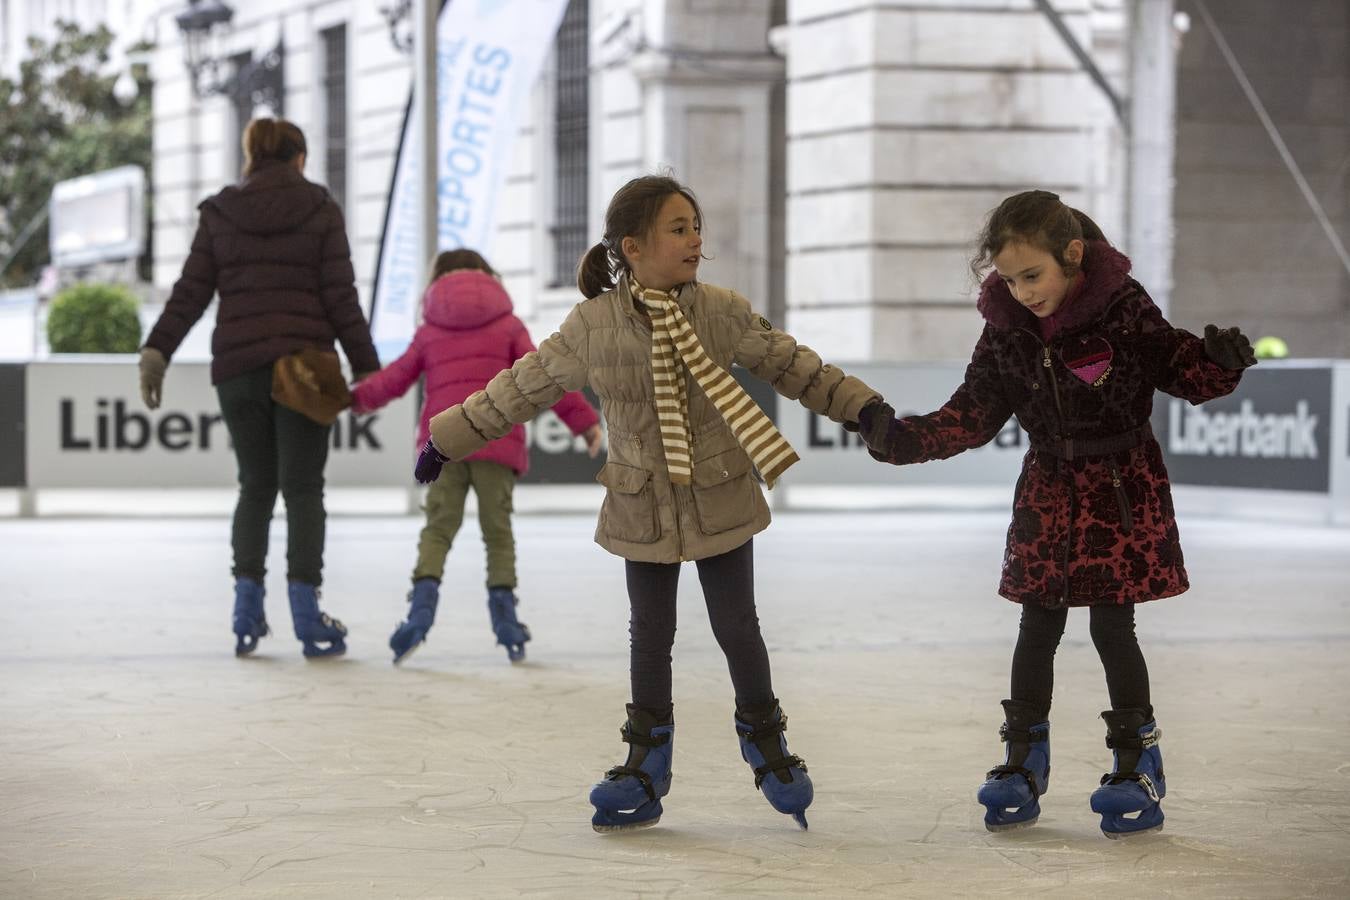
976, 241, 1134, 334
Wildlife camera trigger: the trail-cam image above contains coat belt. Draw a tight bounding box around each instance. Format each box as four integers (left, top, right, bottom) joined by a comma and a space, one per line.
1031, 422, 1154, 461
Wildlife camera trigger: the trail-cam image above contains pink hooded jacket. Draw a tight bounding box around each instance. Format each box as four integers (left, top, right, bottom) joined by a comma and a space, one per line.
352, 270, 598, 475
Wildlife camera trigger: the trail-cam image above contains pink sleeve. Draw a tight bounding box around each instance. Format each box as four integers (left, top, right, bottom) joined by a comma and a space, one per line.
351, 335, 424, 413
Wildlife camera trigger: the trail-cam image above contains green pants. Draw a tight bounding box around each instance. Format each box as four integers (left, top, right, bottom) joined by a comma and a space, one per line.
216, 365, 331, 586
416, 459, 517, 588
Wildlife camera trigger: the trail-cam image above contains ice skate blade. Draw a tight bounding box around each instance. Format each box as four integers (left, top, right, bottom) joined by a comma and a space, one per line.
1103, 822, 1163, 840
792, 812, 809, 830
302, 643, 347, 659
984, 815, 1039, 833
592, 815, 661, 834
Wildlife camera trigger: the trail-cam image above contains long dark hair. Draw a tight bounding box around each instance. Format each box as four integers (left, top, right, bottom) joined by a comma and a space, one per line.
576, 175, 705, 298
240, 117, 307, 176
971, 190, 1107, 280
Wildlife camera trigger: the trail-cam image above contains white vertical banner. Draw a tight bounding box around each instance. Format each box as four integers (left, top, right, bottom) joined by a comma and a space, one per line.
370, 0, 571, 362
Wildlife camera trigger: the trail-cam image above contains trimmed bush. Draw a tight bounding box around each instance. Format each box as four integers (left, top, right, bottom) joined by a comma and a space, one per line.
46, 283, 142, 353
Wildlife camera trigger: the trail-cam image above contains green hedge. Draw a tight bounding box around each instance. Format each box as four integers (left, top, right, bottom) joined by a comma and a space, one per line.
46, 283, 142, 353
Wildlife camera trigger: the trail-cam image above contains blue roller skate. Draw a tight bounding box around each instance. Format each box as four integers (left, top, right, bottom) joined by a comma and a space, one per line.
487, 586, 530, 662
1091, 707, 1166, 838
232, 576, 269, 656
734, 700, 813, 830
589, 705, 674, 833
287, 581, 348, 658
390, 578, 439, 664
977, 699, 1051, 832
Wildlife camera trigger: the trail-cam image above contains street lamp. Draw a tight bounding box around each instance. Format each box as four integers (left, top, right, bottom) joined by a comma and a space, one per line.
380, 0, 414, 54
175, 0, 284, 113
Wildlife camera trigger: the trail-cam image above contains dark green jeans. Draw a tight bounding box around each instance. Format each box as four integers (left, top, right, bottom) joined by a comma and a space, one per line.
216, 365, 331, 586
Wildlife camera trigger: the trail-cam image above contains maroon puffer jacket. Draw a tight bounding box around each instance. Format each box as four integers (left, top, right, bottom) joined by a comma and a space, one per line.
869, 243, 1243, 607
145, 159, 379, 384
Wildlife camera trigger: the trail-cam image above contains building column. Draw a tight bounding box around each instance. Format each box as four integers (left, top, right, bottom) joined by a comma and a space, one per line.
784, 0, 1126, 362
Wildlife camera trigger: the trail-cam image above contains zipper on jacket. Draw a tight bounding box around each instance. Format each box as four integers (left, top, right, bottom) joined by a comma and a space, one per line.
1110, 466, 1133, 531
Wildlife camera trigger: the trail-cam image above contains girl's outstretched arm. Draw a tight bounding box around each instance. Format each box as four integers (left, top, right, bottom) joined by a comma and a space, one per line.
729, 293, 880, 423
508, 316, 601, 436
350, 337, 424, 414
429, 304, 590, 460
1133, 293, 1248, 403
862, 326, 1013, 465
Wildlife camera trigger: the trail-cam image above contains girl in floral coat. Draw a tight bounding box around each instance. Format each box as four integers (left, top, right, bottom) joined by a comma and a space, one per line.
855, 190, 1256, 838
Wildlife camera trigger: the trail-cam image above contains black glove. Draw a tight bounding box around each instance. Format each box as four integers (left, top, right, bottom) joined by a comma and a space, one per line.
414, 439, 449, 484
855, 399, 896, 452
1203, 324, 1257, 370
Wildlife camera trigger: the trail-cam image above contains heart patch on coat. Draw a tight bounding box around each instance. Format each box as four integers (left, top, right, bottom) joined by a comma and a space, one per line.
1060, 337, 1114, 386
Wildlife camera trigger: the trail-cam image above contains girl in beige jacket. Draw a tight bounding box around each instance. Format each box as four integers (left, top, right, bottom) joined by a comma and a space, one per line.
419, 175, 879, 833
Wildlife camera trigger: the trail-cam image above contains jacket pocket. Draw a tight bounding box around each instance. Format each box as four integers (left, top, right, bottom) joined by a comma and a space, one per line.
596, 462, 660, 543
689, 447, 757, 535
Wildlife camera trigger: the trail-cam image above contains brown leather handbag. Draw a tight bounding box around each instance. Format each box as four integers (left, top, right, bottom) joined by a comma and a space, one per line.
271, 347, 351, 426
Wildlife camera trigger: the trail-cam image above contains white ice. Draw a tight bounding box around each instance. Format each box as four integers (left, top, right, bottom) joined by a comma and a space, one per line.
1, 498, 1348, 898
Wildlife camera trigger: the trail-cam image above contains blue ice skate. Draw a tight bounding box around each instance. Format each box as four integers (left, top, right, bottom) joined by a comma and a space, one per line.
734, 701, 813, 830
287, 581, 347, 658
390, 578, 439, 664
232, 576, 269, 656
487, 587, 530, 662
1091, 708, 1166, 838
590, 705, 674, 832
977, 699, 1051, 832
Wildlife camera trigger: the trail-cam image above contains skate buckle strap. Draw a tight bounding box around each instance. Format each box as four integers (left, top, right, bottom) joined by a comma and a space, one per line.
1099, 770, 1160, 802
985, 764, 1043, 798
605, 765, 658, 803
752, 754, 806, 789
621, 723, 671, 748
739, 714, 788, 744
999, 722, 1049, 744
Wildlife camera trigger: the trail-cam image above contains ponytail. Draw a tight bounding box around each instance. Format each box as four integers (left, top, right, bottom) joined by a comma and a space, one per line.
577, 241, 616, 299
1070, 208, 1106, 244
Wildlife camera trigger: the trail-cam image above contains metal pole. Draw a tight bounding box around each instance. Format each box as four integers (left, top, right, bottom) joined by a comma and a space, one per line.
1127, 0, 1176, 316
415, 0, 438, 278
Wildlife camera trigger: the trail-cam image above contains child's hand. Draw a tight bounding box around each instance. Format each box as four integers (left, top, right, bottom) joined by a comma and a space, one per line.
1203, 324, 1258, 370
414, 439, 449, 484
583, 424, 605, 458
857, 399, 896, 452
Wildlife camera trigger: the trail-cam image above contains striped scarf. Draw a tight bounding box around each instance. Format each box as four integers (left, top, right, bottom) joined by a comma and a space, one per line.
632, 278, 798, 488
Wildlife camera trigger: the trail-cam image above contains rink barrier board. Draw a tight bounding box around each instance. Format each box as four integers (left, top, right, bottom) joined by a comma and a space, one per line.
0, 364, 24, 487
7, 357, 1350, 522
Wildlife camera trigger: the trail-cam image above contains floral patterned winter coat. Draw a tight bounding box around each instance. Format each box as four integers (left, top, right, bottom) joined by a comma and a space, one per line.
868, 243, 1243, 607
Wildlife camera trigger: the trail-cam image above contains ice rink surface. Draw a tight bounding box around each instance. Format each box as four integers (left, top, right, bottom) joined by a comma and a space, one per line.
2, 502, 1348, 898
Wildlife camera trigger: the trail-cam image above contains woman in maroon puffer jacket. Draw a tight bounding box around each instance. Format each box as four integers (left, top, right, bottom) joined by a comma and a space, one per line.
352, 249, 601, 665
139, 118, 379, 659
855, 191, 1256, 838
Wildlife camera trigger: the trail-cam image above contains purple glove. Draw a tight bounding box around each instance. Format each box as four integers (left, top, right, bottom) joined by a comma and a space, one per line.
414, 439, 449, 484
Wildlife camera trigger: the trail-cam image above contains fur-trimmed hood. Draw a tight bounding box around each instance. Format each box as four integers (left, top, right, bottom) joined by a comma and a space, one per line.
976, 241, 1134, 333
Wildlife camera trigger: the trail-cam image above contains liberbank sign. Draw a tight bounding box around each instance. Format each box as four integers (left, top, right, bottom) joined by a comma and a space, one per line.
1152, 364, 1335, 493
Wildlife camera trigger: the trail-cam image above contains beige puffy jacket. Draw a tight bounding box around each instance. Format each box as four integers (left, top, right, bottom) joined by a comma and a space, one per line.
429, 279, 880, 562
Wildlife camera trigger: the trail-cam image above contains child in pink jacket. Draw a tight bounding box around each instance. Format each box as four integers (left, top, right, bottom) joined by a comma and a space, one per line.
353, 249, 602, 663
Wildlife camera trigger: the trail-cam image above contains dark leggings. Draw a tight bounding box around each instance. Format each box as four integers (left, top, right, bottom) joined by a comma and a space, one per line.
1010, 602, 1151, 720
625, 539, 774, 711
216, 366, 331, 586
